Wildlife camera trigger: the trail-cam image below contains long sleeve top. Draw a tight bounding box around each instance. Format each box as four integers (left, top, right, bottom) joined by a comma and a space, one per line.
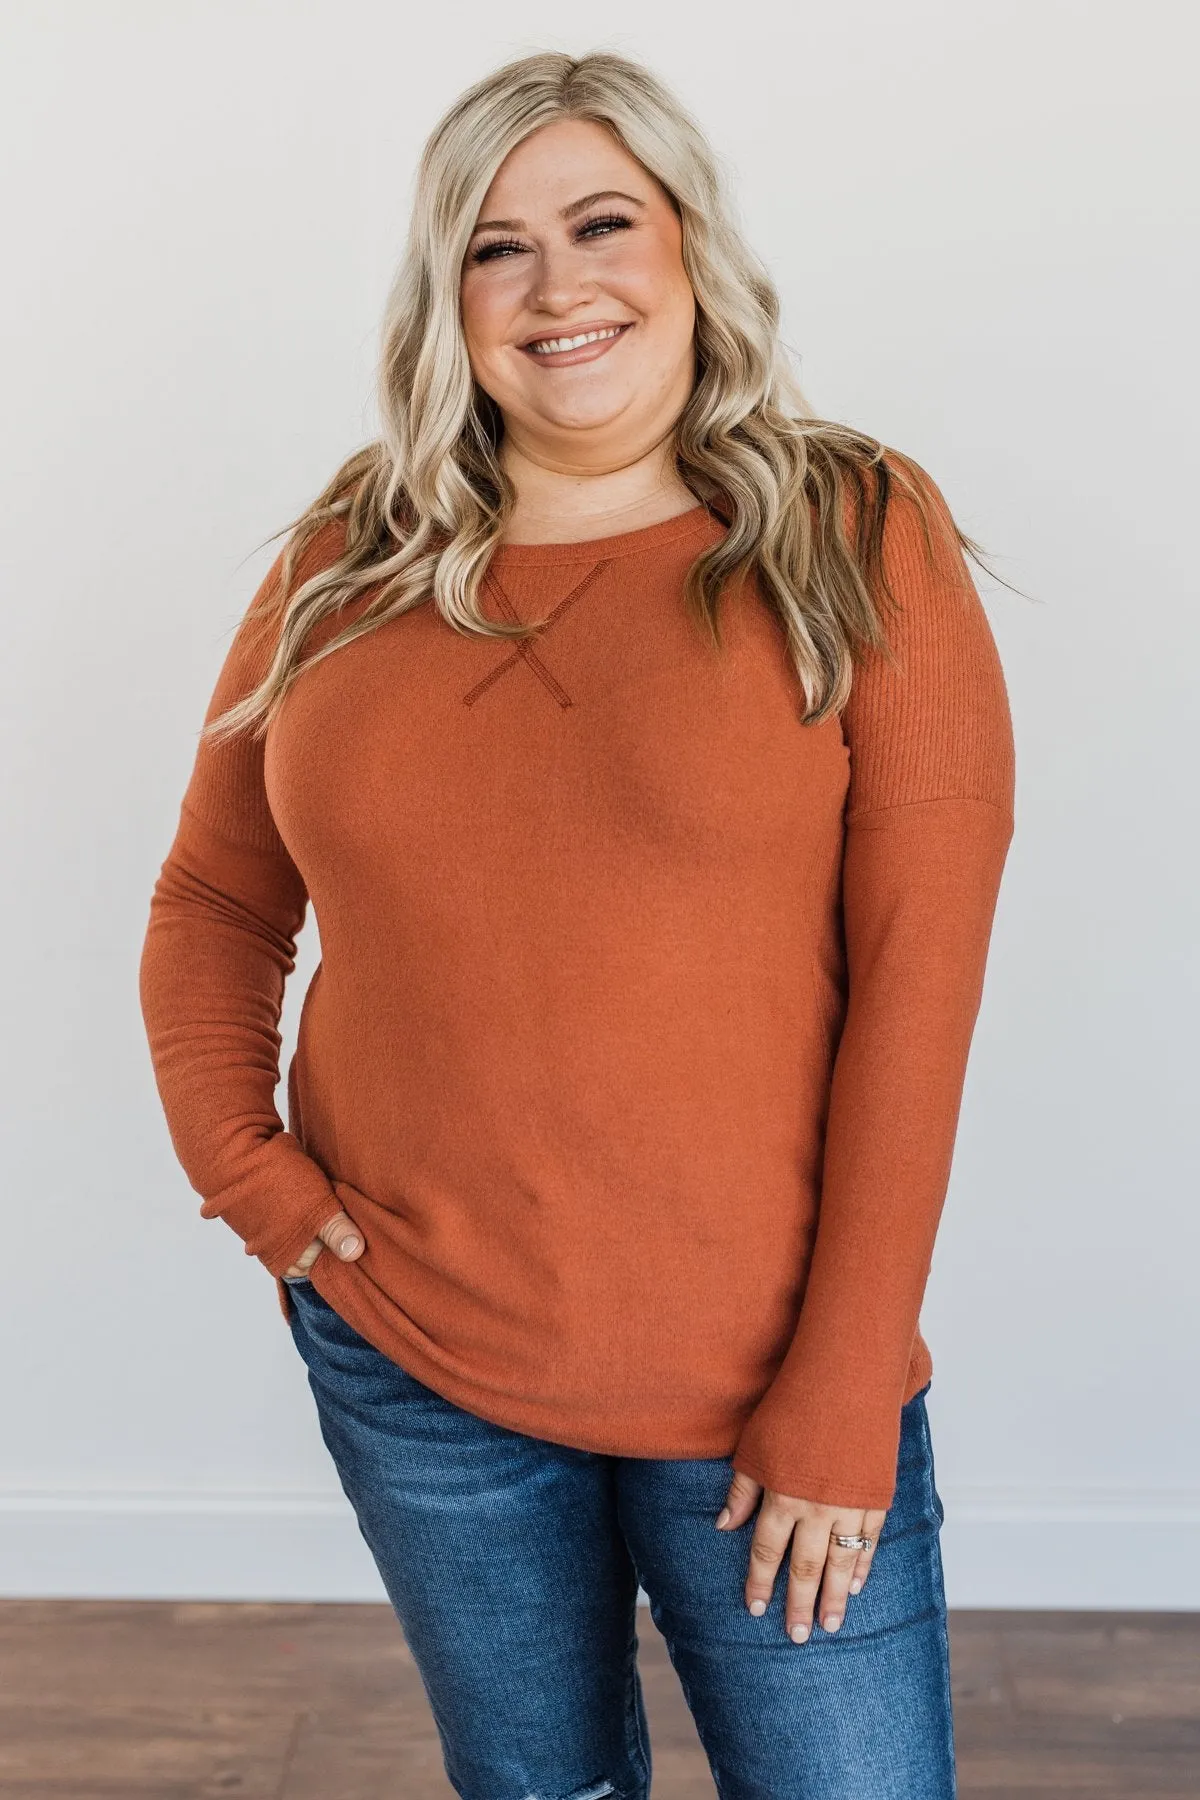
138, 469, 1015, 1509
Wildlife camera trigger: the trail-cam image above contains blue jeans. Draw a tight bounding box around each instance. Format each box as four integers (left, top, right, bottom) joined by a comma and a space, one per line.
284, 1275, 956, 1799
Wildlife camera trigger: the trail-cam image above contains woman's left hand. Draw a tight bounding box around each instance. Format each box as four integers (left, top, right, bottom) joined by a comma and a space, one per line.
282, 1209, 365, 1280
715, 1472, 887, 1643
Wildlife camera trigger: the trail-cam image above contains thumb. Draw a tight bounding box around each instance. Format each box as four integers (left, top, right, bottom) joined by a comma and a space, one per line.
715, 1469, 763, 1531
319, 1209, 365, 1261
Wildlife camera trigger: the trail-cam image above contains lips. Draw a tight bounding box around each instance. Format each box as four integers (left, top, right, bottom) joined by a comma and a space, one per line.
520, 322, 634, 359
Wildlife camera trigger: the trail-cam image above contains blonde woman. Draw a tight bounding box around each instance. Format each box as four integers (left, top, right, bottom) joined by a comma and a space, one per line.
140, 48, 1015, 1800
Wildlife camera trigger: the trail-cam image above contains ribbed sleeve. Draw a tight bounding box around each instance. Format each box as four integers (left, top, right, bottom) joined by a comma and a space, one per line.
137, 524, 347, 1277
730, 469, 1016, 1508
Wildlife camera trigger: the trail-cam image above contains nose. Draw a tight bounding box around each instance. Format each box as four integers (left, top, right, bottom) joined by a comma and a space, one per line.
527, 242, 597, 316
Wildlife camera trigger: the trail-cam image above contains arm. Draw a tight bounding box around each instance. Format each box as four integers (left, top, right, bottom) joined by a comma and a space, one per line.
138, 528, 346, 1278
730, 465, 1016, 1510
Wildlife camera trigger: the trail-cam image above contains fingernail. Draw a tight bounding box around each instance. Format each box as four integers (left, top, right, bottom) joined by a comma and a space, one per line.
790, 1623, 808, 1643
715, 1508, 731, 1530
849, 1579, 863, 1595
749, 1599, 767, 1617
341, 1238, 360, 1255
823, 1614, 842, 1632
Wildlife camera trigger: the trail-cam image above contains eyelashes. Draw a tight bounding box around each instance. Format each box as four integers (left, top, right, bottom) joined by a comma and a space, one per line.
468, 212, 635, 266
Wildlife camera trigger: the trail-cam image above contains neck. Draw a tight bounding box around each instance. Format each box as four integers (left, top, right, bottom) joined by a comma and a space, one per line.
497, 430, 698, 545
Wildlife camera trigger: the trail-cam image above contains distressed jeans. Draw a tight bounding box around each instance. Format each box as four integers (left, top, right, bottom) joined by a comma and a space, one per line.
284, 1274, 956, 1799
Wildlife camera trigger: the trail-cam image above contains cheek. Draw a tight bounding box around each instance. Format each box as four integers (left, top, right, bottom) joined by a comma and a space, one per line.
460, 280, 512, 374
612, 241, 694, 332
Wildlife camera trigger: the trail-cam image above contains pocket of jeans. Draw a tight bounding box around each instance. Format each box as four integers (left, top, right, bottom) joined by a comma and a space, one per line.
281, 1272, 314, 1287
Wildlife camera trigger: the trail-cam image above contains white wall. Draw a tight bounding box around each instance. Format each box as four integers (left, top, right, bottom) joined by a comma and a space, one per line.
2, 0, 1196, 1608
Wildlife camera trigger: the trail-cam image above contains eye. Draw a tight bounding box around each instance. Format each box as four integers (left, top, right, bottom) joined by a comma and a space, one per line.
467, 212, 636, 267
577, 212, 634, 240
468, 236, 526, 266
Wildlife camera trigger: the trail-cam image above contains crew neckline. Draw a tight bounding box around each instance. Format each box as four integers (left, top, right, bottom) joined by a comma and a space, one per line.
487, 502, 721, 568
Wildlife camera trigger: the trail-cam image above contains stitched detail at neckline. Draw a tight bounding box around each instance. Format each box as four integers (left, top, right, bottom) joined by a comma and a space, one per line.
461, 560, 610, 709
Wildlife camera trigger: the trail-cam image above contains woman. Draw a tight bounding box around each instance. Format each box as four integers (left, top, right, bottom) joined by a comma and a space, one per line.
140, 47, 1014, 1800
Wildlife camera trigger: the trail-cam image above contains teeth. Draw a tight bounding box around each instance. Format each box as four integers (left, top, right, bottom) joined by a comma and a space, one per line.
527, 325, 626, 355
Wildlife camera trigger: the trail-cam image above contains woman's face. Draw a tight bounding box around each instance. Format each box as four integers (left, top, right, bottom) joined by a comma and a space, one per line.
461, 118, 697, 467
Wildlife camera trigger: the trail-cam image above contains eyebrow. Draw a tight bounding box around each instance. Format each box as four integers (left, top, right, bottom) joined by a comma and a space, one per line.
469, 190, 646, 237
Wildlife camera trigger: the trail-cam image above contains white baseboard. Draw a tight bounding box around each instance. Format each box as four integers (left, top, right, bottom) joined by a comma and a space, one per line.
2, 1486, 1197, 1609
940, 1483, 1200, 1609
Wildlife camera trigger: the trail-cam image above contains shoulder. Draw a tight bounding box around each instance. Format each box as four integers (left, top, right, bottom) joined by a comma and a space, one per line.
846, 449, 989, 671
233, 513, 352, 668
821, 439, 975, 638
840, 449, 1014, 813
200, 514, 352, 730
247, 513, 352, 630
872, 450, 969, 599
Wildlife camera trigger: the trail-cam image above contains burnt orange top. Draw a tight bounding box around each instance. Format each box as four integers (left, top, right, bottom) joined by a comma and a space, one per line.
139, 470, 1015, 1508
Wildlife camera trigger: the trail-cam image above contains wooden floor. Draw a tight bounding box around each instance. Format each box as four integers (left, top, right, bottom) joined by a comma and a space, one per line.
0, 1602, 1195, 1798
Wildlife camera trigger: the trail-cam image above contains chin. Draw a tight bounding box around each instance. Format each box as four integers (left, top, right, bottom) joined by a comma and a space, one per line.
531, 387, 639, 433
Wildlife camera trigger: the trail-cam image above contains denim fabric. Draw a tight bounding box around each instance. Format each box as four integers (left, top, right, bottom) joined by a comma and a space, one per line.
284, 1274, 956, 1800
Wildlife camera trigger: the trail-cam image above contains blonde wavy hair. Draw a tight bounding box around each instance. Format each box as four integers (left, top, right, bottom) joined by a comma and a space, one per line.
207, 47, 991, 744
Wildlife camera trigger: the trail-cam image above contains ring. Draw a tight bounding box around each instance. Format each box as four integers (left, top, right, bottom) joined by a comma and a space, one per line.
831, 1533, 874, 1551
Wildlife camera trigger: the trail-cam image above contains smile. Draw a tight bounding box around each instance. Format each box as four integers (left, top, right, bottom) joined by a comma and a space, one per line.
521, 322, 633, 362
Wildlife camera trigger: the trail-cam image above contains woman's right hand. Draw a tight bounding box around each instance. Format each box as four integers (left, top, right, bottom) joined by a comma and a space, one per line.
283, 1209, 364, 1279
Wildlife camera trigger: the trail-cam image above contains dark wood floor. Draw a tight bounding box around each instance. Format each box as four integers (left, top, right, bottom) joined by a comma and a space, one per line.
0, 1601, 1195, 1798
